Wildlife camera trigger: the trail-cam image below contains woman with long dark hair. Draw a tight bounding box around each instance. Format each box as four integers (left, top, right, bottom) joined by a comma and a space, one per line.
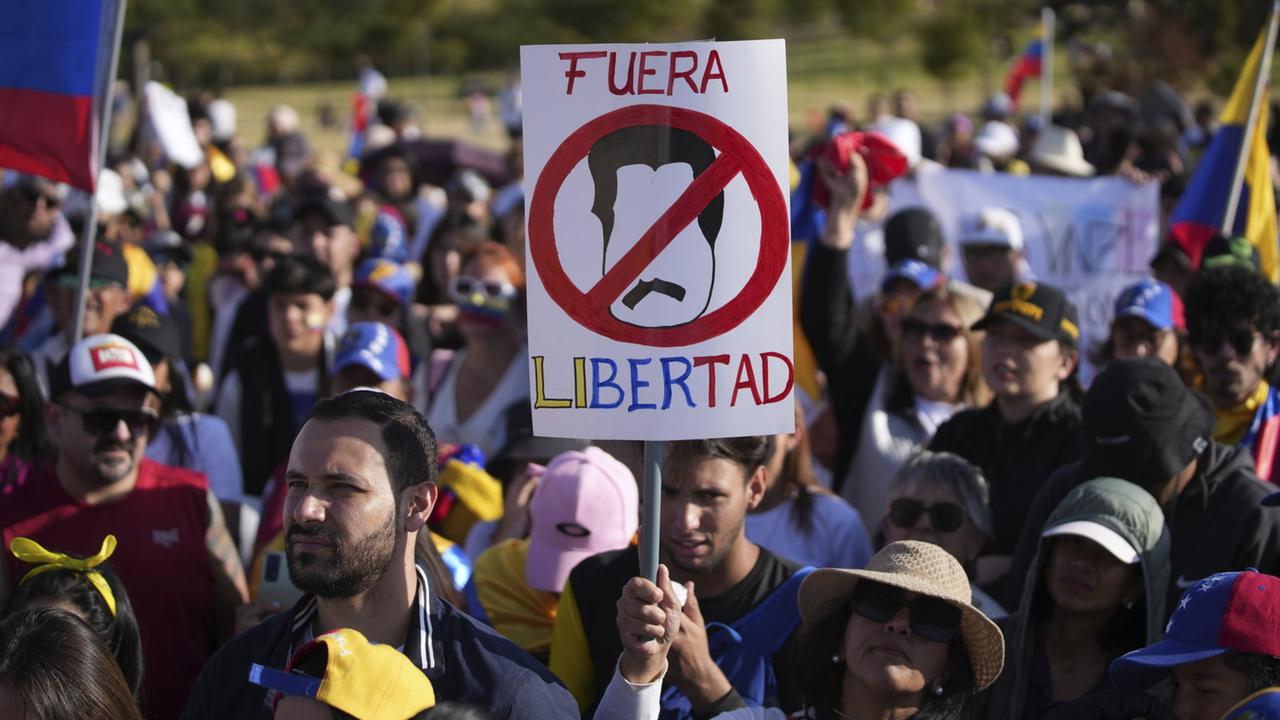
0, 607, 142, 720
0, 347, 54, 489
4, 534, 144, 700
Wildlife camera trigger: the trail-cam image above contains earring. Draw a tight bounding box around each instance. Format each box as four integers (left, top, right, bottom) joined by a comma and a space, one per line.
831, 653, 842, 664
932, 683, 945, 696
1124, 599, 1135, 611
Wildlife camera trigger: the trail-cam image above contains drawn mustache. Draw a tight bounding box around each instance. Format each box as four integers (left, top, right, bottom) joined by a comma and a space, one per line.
622, 278, 687, 309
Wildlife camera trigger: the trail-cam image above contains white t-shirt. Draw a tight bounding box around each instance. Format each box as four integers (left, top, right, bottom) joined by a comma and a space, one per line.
746, 492, 874, 569
914, 396, 963, 440
425, 347, 529, 458
329, 286, 351, 340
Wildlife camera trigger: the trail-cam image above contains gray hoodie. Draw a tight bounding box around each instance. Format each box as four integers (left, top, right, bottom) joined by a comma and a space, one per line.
984, 477, 1170, 720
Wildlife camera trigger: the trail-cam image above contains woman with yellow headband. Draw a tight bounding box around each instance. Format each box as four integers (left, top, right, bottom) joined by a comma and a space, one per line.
4, 534, 144, 700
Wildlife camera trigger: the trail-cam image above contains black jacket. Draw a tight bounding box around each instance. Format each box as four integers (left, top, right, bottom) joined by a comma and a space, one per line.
182, 566, 577, 719
929, 392, 1083, 558
1002, 439, 1280, 613
799, 243, 891, 494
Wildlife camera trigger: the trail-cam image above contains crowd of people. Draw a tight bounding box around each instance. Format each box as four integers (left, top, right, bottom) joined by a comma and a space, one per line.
2, 51, 1280, 720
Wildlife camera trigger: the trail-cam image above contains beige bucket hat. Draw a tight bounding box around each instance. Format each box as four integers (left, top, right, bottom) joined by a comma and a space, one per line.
798, 540, 1005, 690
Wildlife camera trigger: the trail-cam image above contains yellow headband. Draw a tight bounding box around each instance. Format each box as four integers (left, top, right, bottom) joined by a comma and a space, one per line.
10, 535, 118, 617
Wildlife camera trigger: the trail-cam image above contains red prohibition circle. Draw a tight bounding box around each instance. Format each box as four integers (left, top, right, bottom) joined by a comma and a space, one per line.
528, 104, 789, 347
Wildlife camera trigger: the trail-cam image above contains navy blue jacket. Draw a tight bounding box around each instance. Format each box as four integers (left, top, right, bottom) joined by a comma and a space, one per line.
182, 566, 577, 719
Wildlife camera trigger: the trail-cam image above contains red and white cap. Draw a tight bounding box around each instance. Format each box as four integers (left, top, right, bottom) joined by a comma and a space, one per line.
50, 334, 157, 399
525, 447, 639, 593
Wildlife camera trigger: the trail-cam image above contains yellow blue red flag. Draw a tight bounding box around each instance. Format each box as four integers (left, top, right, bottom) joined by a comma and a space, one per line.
1169, 23, 1278, 282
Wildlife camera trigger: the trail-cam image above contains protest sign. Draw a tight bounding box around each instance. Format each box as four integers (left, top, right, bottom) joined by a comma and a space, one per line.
849, 167, 1160, 381
521, 40, 794, 440
144, 81, 203, 169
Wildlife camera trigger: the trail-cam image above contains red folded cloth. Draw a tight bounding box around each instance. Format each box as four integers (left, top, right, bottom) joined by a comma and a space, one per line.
811, 130, 909, 210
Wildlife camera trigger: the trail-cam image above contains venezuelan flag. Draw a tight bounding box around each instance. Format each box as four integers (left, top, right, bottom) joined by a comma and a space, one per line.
1169, 23, 1279, 282
343, 93, 371, 175
1004, 26, 1044, 106
0, 0, 123, 191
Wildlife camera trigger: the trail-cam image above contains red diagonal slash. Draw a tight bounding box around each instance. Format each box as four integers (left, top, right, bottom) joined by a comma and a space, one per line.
584, 152, 743, 308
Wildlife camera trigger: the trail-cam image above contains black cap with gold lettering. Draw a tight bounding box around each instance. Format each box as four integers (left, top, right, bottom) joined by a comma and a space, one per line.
972, 280, 1079, 345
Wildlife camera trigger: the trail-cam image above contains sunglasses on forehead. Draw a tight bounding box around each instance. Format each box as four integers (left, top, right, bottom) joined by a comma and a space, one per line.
851, 579, 961, 644
449, 276, 517, 303
60, 405, 160, 438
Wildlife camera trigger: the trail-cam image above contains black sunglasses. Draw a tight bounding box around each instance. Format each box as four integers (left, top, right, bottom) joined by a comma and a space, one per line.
901, 317, 963, 343
19, 183, 60, 208
851, 579, 961, 643
1192, 328, 1259, 356
888, 498, 966, 533
60, 405, 160, 438
0, 392, 19, 418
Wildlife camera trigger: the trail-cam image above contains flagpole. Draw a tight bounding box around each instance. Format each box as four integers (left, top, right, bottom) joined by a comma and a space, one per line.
70, 0, 128, 344
639, 440, 663, 582
1039, 6, 1055, 125
1222, 0, 1280, 236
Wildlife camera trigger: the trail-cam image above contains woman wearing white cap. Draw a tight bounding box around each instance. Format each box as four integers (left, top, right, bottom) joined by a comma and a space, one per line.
983, 477, 1170, 720
596, 542, 1004, 720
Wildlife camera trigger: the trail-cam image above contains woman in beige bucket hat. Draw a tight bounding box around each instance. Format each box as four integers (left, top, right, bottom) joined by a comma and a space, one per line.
796, 540, 1004, 719
594, 542, 1002, 720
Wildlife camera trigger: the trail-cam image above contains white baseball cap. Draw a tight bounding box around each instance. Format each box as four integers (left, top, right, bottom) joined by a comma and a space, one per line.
94, 169, 127, 217
50, 334, 157, 400
869, 117, 923, 169
959, 207, 1024, 250
1042, 520, 1140, 564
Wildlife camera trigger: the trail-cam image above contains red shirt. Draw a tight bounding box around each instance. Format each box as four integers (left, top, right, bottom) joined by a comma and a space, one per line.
0, 459, 214, 720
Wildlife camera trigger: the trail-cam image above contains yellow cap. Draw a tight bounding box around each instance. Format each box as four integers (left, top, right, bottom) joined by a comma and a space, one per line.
250, 628, 435, 719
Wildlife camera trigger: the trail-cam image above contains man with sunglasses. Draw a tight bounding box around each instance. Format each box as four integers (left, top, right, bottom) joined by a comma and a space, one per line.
29, 241, 133, 395
0, 177, 74, 331
0, 334, 248, 720
1184, 265, 1280, 483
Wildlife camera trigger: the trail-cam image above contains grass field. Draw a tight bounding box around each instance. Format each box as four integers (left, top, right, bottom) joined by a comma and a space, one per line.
219, 33, 1070, 170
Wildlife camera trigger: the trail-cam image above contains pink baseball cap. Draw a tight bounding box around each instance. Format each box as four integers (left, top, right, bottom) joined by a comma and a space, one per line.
525, 447, 638, 593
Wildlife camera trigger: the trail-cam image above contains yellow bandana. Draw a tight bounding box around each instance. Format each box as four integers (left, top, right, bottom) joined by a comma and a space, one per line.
1214, 381, 1271, 446
474, 539, 559, 656
10, 535, 118, 616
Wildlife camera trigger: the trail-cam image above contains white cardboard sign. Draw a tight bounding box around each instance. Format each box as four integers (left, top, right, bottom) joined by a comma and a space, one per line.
143, 81, 203, 169
521, 40, 794, 440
